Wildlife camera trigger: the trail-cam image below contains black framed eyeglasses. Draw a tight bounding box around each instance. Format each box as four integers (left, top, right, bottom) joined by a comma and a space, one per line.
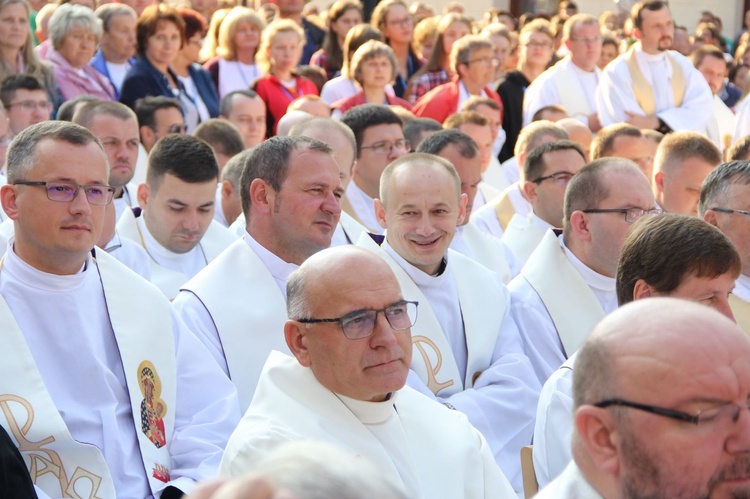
297, 300, 419, 340
711, 207, 750, 218
531, 171, 576, 185
582, 207, 663, 223
14, 181, 115, 205
360, 139, 410, 155
594, 398, 750, 427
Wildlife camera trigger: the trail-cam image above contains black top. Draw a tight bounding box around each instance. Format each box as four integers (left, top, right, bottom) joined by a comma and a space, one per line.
0, 425, 36, 498
496, 70, 531, 163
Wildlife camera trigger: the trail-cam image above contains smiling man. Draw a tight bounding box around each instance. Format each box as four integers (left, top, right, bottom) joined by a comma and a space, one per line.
357, 153, 540, 493
219, 245, 516, 498
117, 134, 235, 299
173, 135, 343, 412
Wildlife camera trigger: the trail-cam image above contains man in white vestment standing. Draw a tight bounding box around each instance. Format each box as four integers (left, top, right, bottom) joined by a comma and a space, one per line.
700, 161, 750, 324
596, 1, 713, 134
219, 245, 517, 498
416, 129, 516, 281
173, 135, 343, 412
652, 131, 721, 216
289, 117, 368, 246
117, 134, 236, 299
534, 214, 741, 488
472, 121, 569, 239
339, 105, 409, 233
523, 14, 602, 131
357, 153, 541, 492
501, 140, 586, 265
508, 157, 658, 384
0, 121, 240, 498
535, 299, 750, 498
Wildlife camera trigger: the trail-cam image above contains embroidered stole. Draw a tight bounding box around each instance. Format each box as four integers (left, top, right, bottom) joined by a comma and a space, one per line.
492, 192, 517, 232
552, 60, 593, 119
521, 231, 604, 357
625, 46, 685, 116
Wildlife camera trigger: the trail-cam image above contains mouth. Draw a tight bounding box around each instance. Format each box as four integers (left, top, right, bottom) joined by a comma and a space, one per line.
410, 235, 441, 249
62, 224, 91, 232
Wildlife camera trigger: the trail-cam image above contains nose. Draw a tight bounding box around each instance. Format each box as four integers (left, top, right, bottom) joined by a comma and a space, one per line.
415, 213, 434, 235
369, 312, 399, 347
182, 210, 200, 232
716, 296, 736, 322
322, 189, 342, 217
69, 187, 92, 215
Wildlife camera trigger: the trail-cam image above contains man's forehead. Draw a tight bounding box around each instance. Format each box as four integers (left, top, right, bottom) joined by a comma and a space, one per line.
232, 95, 265, 113
154, 107, 183, 123
362, 123, 403, 143
11, 89, 47, 102
155, 173, 216, 199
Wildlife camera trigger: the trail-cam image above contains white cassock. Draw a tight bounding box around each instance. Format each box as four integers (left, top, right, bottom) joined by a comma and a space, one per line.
357, 235, 541, 492
102, 229, 152, 280
343, 181, 382, 233
533, 353, 576, 489
330, 211, 369, 246
472, 183, 532, 241
483, 156, 511, 192
734, 96, 750, 140
0, 241, 240, 497
706, 94, 737, 150
450, 223, 514, 283
508, 231, 616, 384
132, 144, 148, 186
501, 157, 520, 188
473, 182, 501, 214
116, 208, 236, 299
113, 182, 139, 222
501, 212, 554, 265
596, 42, 713, 132
173, 233, 297, 412
534, 461, 602, 498
220, 351, 517, 498
213, 185, 229, 227
523, 57, 600, 127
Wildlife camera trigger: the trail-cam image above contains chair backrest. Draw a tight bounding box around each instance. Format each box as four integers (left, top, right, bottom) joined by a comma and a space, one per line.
521, 445, 539, 498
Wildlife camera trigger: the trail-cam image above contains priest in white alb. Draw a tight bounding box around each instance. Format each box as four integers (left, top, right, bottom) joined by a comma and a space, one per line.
220, 245, 517, 498
357, 153, 541, 492
508, 158, 657, 384
0, 121, 240, 498
117, 134, 236, 299
173, 136, 344, 412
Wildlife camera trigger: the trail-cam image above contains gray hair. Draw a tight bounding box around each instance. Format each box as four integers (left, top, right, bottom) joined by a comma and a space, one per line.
450, 34, 494, 74
6, 121, 104, 184
286, 264, 313, 321
95, 2, 136, 32
698, 161, 750, 216
49, 3, 103, 50
289, 117, 357, 169
514, 121, 568, 158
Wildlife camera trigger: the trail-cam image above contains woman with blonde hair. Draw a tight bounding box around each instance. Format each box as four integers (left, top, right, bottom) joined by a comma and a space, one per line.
199, 7, 230, 62
203, 6, 266, 97
253, 19, 317, 136
404, 12, 473, 104
370, 0, 422, 98
310, 0, 362, 80
0, 0, 58, 105
332, 40, 411, 118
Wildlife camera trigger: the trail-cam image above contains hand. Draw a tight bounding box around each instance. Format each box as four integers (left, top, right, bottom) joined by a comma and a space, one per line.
625, 111, 659, 130
186, 476, 296, 499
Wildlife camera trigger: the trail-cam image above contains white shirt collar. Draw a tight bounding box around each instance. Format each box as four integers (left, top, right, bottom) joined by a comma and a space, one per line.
559, 235, 615, 292
243, 231, 298, 297
335, 391, 397, 424
4, 236, 88, 291
383, 238, 449, 282
530, 211, 556, 232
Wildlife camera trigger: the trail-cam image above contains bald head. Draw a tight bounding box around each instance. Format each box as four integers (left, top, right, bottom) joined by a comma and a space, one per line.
290, 117, 357, 189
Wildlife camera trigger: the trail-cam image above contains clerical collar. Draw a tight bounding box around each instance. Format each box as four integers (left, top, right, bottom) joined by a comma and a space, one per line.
335, 391, 397, 425
137, 215, 206, 267
243, 231, 298, 296
383, 239, 449, 281
4, 236, 89, 291
530, 211, 556, 232
559, 235, 615, 292
638, 42, 668, 62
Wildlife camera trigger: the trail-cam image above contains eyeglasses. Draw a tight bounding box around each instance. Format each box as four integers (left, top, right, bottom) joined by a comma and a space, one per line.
387, 17, 413, 27
595, 398, 750, 427
570, 36, 603, 44
711, 207, 750, 218
582, 207, 663, 223
467, 57, 499, 66
297, 300, 419, 340
524, 41, 553, 49
531, 171, 575, 185
7, 100, 53, 112
150, 123, 188, 134
14, 181, 115, 205
360, 139, 410, 155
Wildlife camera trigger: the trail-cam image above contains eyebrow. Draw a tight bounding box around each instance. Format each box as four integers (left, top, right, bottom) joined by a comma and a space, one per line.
166, 199, 215, 208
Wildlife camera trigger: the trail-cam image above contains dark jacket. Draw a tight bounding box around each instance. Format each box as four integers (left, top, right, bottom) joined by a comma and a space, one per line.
301, 18, 325, 66
496, 70, 530, 163
119, 56, 187, 111
89, 49, 136, 99
188, 63, 220, 118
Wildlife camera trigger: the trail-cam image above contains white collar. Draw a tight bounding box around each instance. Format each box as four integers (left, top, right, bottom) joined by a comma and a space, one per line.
559, 235, 615, 292
4, 236, 88, 291
383, 239, 449, 282
530, 211, 556, 232
335, 391, 397, 425
137, 215, 205, 267
243, 232, 298, 296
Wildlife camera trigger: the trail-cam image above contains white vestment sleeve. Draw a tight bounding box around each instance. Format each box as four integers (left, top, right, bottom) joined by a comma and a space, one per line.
595, 60, 639, 127
655, 57, 713, 132
172, 291, 230, 377
734, 97, 750, 140
167, 309, 242, 491
533, 362, 574, 488
522, 71, 560, 127
508, 276, 567, 384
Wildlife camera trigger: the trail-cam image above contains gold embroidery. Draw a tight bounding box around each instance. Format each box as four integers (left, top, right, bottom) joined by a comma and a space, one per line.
0, 394, 104, 498
412, 336, 454, 394
137, 361, 168, 448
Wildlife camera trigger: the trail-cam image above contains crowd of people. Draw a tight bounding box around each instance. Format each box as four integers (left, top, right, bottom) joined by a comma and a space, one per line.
1, 0, 750, 497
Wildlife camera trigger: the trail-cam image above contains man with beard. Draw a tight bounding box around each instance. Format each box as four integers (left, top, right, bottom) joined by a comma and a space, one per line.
535, 298, 750, 498
596, 1, 713, 134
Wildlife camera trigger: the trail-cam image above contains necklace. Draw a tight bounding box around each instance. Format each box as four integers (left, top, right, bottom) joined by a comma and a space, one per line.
235, 60, 259, 88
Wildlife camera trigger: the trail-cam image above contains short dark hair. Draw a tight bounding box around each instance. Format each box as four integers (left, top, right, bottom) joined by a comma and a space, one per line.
219, 89, 260, 117
134, 96, 183, 128
616, 214, 740, 305
726, 136, 750, 161
340, 104, 402, 156
403, 118, 442, 151
72, 101, 137, 129
416, 129, 478, 159
57, 95, 102, 122
239, 136, 333, 218
654, 131, 721, 175
524, 140, 585, 181
146, 134, 219, 190
691, 44, 727, 69
590, 123, 642, 160
193, 119, 244, 158
698, 160, 750, 216
631, 1, 669, 30
0, 75, 46, 108
531, 104, 567, 122
136, 4, 185, 57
